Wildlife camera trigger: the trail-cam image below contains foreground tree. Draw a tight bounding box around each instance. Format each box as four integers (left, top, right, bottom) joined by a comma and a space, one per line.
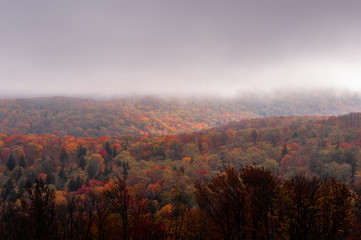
317, 178, 352, 240
195, 167, 249, 240
279, 175, 322, 240
240, 166, 279, 240
20, 179, 57, 240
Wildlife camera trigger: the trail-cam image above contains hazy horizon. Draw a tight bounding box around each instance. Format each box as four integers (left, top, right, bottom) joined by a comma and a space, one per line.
1, 0, 361, 97
0, 88, 360, 102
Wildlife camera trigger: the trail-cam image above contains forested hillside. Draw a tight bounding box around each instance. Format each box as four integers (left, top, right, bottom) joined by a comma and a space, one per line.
2, 113, 361, 198
1, 92, 361, 136
1, 112, 361, 239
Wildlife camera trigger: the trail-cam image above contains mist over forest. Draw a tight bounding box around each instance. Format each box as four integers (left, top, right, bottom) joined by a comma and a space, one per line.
2, 1, 361, 239
0, 90, 360, 137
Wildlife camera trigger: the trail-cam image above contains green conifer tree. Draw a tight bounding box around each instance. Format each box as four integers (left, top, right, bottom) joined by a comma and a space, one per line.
19, 154, 26, 168
6, 153, 16, 171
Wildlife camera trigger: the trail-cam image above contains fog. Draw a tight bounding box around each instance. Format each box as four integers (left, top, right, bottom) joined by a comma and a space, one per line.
1, 0, 361, 98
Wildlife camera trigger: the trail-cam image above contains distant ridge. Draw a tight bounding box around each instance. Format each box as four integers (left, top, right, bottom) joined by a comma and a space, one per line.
1, 93, 361, 137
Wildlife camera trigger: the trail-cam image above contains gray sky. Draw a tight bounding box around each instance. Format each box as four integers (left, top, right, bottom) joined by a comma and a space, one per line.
1, 0, 361, 97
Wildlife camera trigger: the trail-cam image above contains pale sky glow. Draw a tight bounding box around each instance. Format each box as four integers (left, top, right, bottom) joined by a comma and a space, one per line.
1, 0, 361, 97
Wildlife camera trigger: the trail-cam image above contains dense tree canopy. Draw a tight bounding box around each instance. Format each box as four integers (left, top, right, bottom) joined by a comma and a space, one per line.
0, 112, 361, 238
1, 95, 361, 137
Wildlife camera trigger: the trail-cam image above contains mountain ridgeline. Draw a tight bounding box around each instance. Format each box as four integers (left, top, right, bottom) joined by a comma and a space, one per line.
1, 92, 361, 136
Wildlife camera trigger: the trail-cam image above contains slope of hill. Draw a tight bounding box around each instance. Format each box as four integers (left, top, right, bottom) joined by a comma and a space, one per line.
1, 112, 361, 238
1, 112, 361, 193
1, 92, 361, 137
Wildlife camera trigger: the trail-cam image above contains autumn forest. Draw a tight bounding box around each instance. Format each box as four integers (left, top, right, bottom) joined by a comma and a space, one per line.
1, 96, 361, 239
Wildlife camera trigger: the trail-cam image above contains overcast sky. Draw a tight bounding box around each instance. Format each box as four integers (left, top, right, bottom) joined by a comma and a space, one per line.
1, 0, 361, 97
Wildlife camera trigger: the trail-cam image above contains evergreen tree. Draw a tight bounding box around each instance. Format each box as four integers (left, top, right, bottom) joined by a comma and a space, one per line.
19, 154, 26, 168
60, 148, 68, 165
68, 176, 82, 192
27, 171, 36, 186
45, 172, 56, 185
6, 153, 16, 171
104, 166, 112, 176
87, 163, 97, 179
77, 145, 87, 158
105, 141, 112, 156
68, 178, 77, 192
78, 155, 87, 170
112, 146, 117, 157
58, 167, 66, 181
